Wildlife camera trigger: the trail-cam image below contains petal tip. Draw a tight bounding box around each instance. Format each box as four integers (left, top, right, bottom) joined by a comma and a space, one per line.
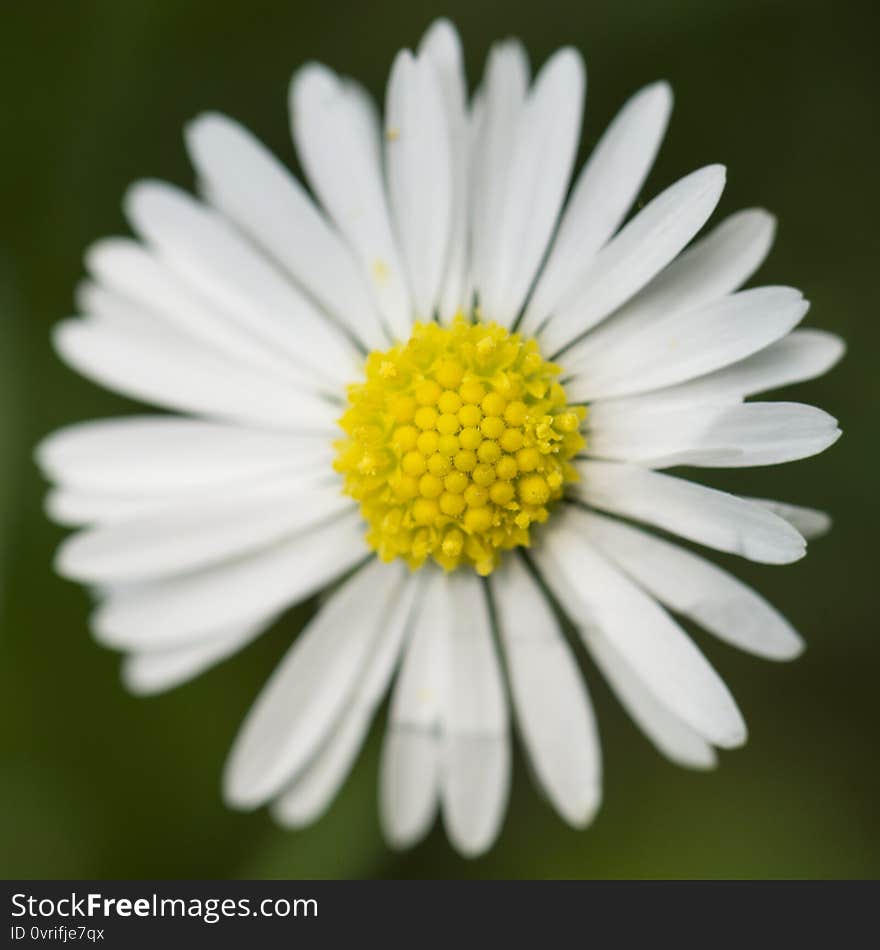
715, 722, 748, 750
560, 788, 603, 829
646, 79, 674, 108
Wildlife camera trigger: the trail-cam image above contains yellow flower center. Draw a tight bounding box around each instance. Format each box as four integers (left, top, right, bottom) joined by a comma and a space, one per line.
334, 317, 585, 575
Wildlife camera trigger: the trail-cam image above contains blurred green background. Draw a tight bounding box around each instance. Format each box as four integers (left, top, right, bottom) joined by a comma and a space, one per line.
1, 0, 878, 879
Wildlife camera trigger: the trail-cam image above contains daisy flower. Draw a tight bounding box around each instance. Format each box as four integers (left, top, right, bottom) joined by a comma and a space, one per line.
38, 19, 843, 857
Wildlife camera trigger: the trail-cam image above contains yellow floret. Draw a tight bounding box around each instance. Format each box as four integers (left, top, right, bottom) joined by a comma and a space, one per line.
459, 379, 486, 404
438, 390, 463, 414
416, 431, 439, 456
414, 406, 438, 431
415, 379, 442, 405
478, 440, 501, 464
481, 391, 507, 417
458, 403, 482, 428
480, 416, 505, 440
402, 451, 426, 477
454, 450, 477, 473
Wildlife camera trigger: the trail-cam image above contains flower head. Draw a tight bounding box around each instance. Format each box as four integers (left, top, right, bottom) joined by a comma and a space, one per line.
335, 317, 584, 574
39, 19, 842, 857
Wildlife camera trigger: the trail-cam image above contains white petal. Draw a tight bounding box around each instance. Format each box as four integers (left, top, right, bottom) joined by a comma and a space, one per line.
418, 19, 469, 321
455, 93, 485, 315
379, 730, 440, 850
186, 113, 387, 351
746, 499, 832, 540
479, 47, 586, 326
270, 706, 372, 828
557, 208, 776, 367
565, 286, 808, 402
223, 559, 401, 809
385, 49, 452, 318
122, 617, 272, 696
600, 329, 845, 413
54, 318, 339, 431
538, 165, 727, 355
55, 478, 352, 584
442, 572, 507, 736
520, 81, 671, 334
584, 631, 718, 769
442, 736, 509, 858
441, 572, 509, 857
272, 575, 421, 827
387, 570, 451, 729
85, 239, 304, 381
587, 400, 841, 468
469, 40, 529, 312
538, 522, 746, 747
379, 570, 451, 848
582, 511, 804, 659
37, 416, 333, 495
290, 64, 411, 339
536, 547, 716, 768
44, 464, 334, 529
491, 556, 601, 827
573, 460, 806, 564
46, 487, 157, 527
91, 509, 367, 650
76, 281, 156, 334
125, 181, 359, 387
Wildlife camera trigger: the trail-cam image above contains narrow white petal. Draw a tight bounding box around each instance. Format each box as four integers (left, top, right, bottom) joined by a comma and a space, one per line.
76, 281, 156, 335
456, 92, 485, 316
122, 617, 272, 696
380, 570, 451, 848
469, 40, 529, 311
557, 208, 777, 367
388, 570, 451, 729
587, 400, 841, 468
85, 239, 312, 381
56, 478, 352, 584
442, 736, 510, 858
290, 64, 411, 339
536, 547, 716, 767
223, 559, 402, 809
538, 165, 727, 355
491, 556, 601, 827
53, 318, 340, 432
441, 572, 509, 858
82, 250, 276, 372
521, 81, 672, 334
584, 631, 718, 769
46, 487, 165, 527
418, 19, 469, 321
379, 730, 440, 850
442, 572, 507, 736
37, 416, 333, 495
672, 328, 846, 402
480, 48, 586, 326
272, 576, 421, 827
565, 286, 809, 402
92, 509, 367, 650
272, 704, 373, 828
44, 463, 334, 529
599, 329, 845, 413
385, 49, 452, 318
573, 460, 806, 564
746, 499, 832, 540
538, 523, 746, 747
125, 182, 359, 386
186, 113, 387, 351
582, 511, 804, 659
